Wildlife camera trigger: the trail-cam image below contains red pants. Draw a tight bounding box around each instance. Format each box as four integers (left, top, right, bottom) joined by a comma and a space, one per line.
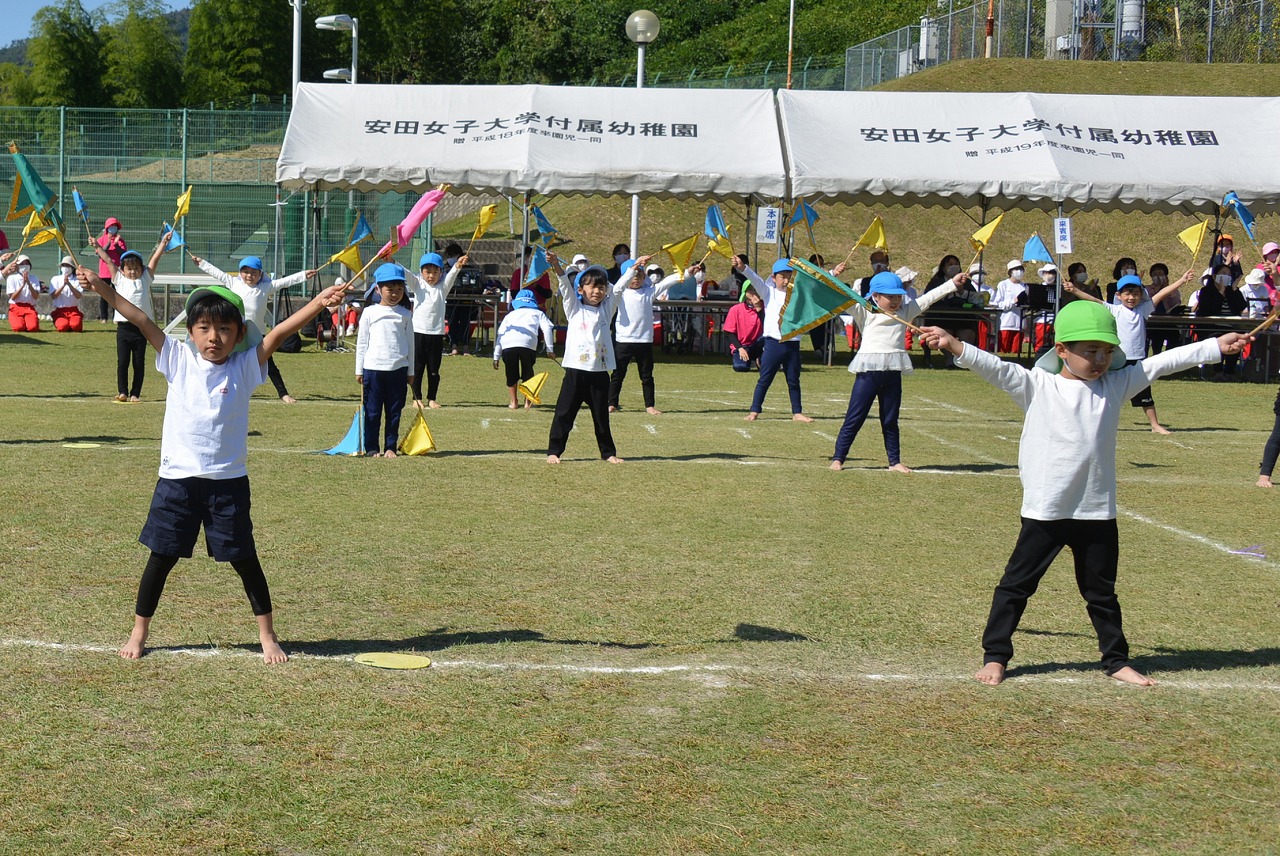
1034, 322, 1052, 351
52, 306, 83, 332
998, 330, 1024, 353
8, 303, 39, 332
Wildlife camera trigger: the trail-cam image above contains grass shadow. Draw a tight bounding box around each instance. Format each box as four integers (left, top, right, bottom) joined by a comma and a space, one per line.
281, 628, 658, 656
732, 623, 813, 643
1004, 647, 1280, 678
916, 462, 1017, 473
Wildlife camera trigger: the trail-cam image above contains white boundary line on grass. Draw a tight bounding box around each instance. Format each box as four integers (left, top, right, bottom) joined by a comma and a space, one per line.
3, 638, 1279, 691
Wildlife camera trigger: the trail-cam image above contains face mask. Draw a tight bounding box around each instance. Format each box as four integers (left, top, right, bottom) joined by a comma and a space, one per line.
1122, 267, 1136, 277
648, 273, 660, 284
1073, 272, 1088, 284
575, 261, 588, 271
1043, 274, 1056, 285
614, 253, 629, 266
872, 262, 889, 273
107, 226, 119, 235
1216, 274, 1233, 286
970, 274, 983, 286
61, 266, 73, 276
694, 271, 705, 284
944, 265, 960, 277
1152, 274, 1167, 284
18, 264, 31, 274
1010, 269, 1024, 282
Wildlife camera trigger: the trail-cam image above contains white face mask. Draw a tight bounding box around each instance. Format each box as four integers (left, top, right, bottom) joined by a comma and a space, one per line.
107, 226, 119, 235
575, 261, 587, 271
693, 271, 705, 284
1073, 271, 1088, 284
648, 273, 660, 284
614, 253, 629, 266
1010, 269, 1024, 282
18, 264, 31, 274
871, 262, 889, 273
1043, 274, 1056, 285
61, 265, 73, 276
1216, 274, 1233, 286
944, 264, 960, 277
1122, 267, 1136, 277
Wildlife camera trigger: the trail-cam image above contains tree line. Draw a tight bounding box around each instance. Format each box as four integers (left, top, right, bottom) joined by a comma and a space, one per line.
0, 0, 923, 109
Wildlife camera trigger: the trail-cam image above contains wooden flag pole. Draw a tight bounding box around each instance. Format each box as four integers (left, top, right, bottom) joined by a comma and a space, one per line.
1246, 306, 1280, 338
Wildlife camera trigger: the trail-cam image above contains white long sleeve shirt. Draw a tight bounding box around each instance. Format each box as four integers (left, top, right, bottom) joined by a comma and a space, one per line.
991, 278, 1027, 331
614, 266, 681, 343
408, 264, 462, 335
741, 265, 795, 341
559, 272, 618, 372
494, 306, 555, 359
355, 303, 414, 374
196, 259, 308, 330
846, 281, 956, 374
954, 337, 1221, 520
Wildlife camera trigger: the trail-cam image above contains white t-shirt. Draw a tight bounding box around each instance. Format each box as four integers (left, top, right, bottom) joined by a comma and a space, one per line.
494, 306, 554, 358
558, 273, 618, 371
615, 269, 681, 343
112, 270, 154, 323
6, 272, 43, 305
156, 337, 268, 480
1107, 299, 1155, 361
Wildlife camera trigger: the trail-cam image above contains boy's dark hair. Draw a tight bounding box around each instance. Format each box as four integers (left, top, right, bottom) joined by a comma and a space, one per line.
187, 293, 245, 331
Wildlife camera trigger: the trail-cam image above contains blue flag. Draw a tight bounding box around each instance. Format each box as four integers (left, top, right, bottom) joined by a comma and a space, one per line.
523, 245, 549, 284
531, 206, 558, 246
347, 212, 372, 246
73, 188, 89, 225
704, 204, 729, 241
161, 222, 185, 252
1022, 233, 1053, 263
784, 200, 820, 249
1223, 191, 1256, 242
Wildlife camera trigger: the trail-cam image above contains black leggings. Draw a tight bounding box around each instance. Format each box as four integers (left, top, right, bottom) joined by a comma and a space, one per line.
411, 332, 446, 400
266, 355, 289, 398
1260, 392, 1280, 477
116, 321, 148, 397
134, 551, 273, 617
502, 347, 536, 387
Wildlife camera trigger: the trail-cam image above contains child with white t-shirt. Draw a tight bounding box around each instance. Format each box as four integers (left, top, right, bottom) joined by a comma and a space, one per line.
94, 233, 170, 402
920, 301, 1248, 687
357, 264, 416, 457
493, 287, 555, 408
78, 265, 345, 664
1064, 270, 1192, 433
609, 254, 680, 414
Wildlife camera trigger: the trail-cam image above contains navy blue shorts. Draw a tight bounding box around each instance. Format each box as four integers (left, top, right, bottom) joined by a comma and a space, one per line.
139, 476, 256, 562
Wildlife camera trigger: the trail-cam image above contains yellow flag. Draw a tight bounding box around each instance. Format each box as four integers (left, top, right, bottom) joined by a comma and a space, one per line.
1178, 219, 1209, 259
518, 371, 549, 405
26, 224, 60, 247
21, 209, 48, 237
329, 243, 363, 271
173, 185, 192, 221
471, 204, 498, 242
853, 216, 888, 251
662, 233, 699, 272
969, 212, 1005, 254
707, 236, 735, 260
398, 410, 437, 455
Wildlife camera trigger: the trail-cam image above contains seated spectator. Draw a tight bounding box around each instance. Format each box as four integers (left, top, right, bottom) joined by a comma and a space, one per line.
1195, 263, 1247, 380
1105, 256, 1139, 303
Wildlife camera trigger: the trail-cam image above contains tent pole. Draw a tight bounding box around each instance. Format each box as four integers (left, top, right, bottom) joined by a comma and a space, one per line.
745, 195, 754, 269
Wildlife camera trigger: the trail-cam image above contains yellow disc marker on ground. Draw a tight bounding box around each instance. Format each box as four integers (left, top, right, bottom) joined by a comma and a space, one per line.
353, 652, 433, 670
62, 442, 102, 449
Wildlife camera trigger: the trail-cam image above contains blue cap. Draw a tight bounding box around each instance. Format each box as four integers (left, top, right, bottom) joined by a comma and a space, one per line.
574, 264, 609, 288
868, 271, 907, 296
771, 258, 795, 275
418, 252, 443, 269
239, 256, 263, 272
374, 263, 407, 285
1116, 274, 1144, 292
119, 250, 145, 267
512, 289, 538, 310
619, 259, 636, 277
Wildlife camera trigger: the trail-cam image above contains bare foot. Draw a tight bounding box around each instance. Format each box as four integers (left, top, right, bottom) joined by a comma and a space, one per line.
744, 412, 759, 422
1109, 666, 1155, 686
829, 460, 843, 471
128, 395, 140, 403
646, 406, 662, 415
1257, 475, 1274, 488
608, 405, 618, 413
975, 662, 1006, 685
524, 400, 533, 410
114, 393, 127, 402
547, 454, 561, 464
383, 450, 397, 458
888, 463, 913, 473
261, 633, 288, 664
119, 630, 148, 660
413, 399, 425, 409
1151, 425, 1171, 435
792, 413, 813, 423
508, 402, 518, 409
605, 456, 625, 464
280, 394, 298, 405
428, 400, 442, 409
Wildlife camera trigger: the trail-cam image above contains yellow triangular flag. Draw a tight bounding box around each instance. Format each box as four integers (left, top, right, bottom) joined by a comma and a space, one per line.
21, 209, 48, 237
661, 234, 699, 273
1178, 219, 1209, 259
26, 224, 60, 247
853, 216, 888, 252
398, 410, 436, 455
969, 212, 1005, 254
471, 204, 498, 242
518, 371, 549, 405
329, 243, 363, 271
707, 236, 735, 260
173, 185, 192, 221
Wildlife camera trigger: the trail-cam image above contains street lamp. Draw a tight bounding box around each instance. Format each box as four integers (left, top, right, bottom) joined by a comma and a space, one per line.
316, 13, 359, 84
625, 11, 659, 260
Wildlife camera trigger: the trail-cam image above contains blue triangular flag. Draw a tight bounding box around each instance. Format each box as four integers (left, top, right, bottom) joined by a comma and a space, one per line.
348, 212, 372, 246
161, 222, 185, 252
705, 204, 729, 241
524, 245, 549, 285
73, 188, 89, 225
1022, 233, 1053, 263
1223, 191, 1256, 242
531, 206, 558, 246
324, 410, 364, 455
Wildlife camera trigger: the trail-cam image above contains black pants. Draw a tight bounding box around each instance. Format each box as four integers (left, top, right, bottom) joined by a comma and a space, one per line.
116, 321, 148, 397
1259, 390, 1280, 477
411, 332, 446, 400
547, 368, 615, 459
609, 341, 656, 408
266, 355, 289, 398
981, 517, 1128, 675
502, 347, 536, 387
446, 304, 473, 351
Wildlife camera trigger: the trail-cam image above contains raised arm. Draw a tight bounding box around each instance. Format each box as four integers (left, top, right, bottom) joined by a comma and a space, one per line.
78, 266, 166, 351
146, 231, 172, 276
92, 242, 120, 280
191, 255, 236, 288
269, 267, 316, 293
441, 255, 468, 297
1061, 279, 1105, 305
259, 283, 347, 365
1149, 269, 1195, 307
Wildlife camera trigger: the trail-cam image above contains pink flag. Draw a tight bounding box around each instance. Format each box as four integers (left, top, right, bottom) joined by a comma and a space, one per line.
376, 237, 397, 259
395, 187, 448, 248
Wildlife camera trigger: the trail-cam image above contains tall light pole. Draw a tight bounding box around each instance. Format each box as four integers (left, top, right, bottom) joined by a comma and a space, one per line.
316, 14, 359, 84
625, 10, 660, 260
290, 0, 305, 97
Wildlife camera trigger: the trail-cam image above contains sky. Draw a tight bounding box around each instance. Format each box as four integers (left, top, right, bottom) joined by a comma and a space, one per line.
7, 1, 191, 42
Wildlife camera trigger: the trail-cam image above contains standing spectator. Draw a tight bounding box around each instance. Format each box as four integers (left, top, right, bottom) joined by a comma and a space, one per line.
1026, 264, 1059, 352
605, 243, 631, 284
992, 260, 1028, 353
96, 217, 127, 321
1105, 257, 1139, 303
1210, 234, 1245, 283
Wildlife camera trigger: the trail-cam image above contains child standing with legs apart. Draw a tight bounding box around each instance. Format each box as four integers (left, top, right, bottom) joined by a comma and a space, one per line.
78, 265, 345, 663
831, 269, 968, 472
919, 302, 1249, 686
546, 255, 623, 463
408, 251, 465, 409
494, 288, 555, 408
356, 264, 415, 457
609, 254, 675, 414
738, 256, 812, 422
95, 233, 169, 402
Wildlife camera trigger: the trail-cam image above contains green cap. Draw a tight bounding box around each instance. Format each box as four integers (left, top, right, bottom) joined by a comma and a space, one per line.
184, 285, 261, 354
1034, 300, 1126, 373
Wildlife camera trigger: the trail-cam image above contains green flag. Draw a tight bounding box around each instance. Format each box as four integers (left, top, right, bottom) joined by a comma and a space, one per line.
7, 142, 59, 225
779, 258, 874, 341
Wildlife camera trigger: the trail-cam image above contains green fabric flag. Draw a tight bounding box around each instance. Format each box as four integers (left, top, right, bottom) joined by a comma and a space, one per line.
779, 258, 875, 340
7, 143, 59, 225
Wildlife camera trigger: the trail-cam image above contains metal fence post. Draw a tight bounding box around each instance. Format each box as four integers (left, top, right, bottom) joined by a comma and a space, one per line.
1208, 0, 1216, 62
58, 106, 65, 222
180, 108, 188, 274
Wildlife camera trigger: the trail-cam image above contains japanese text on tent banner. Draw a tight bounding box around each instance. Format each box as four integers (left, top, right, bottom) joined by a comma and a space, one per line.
857, 120, 1220, 160
365, 115, 699, 146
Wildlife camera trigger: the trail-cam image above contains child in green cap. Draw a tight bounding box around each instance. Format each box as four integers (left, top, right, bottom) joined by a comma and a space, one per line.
919, 301, 1250, 687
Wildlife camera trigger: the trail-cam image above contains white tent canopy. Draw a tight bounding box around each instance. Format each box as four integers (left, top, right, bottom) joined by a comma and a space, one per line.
277, 82, 786, 199
778, 90, 1280, 214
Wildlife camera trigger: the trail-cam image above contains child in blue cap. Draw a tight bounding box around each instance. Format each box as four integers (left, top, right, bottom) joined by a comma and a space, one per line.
93, 231, 172, 402
831, 268, 968, 472
407, 250, 467, 409
357, 263, 415, 456
735, 256, 813, 422
76, 264, 346, 663
190, 252, 317, 403
493, 288, 555, 408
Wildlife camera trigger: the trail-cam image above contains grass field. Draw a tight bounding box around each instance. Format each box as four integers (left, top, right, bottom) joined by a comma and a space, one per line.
1, 324, 1278, 854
